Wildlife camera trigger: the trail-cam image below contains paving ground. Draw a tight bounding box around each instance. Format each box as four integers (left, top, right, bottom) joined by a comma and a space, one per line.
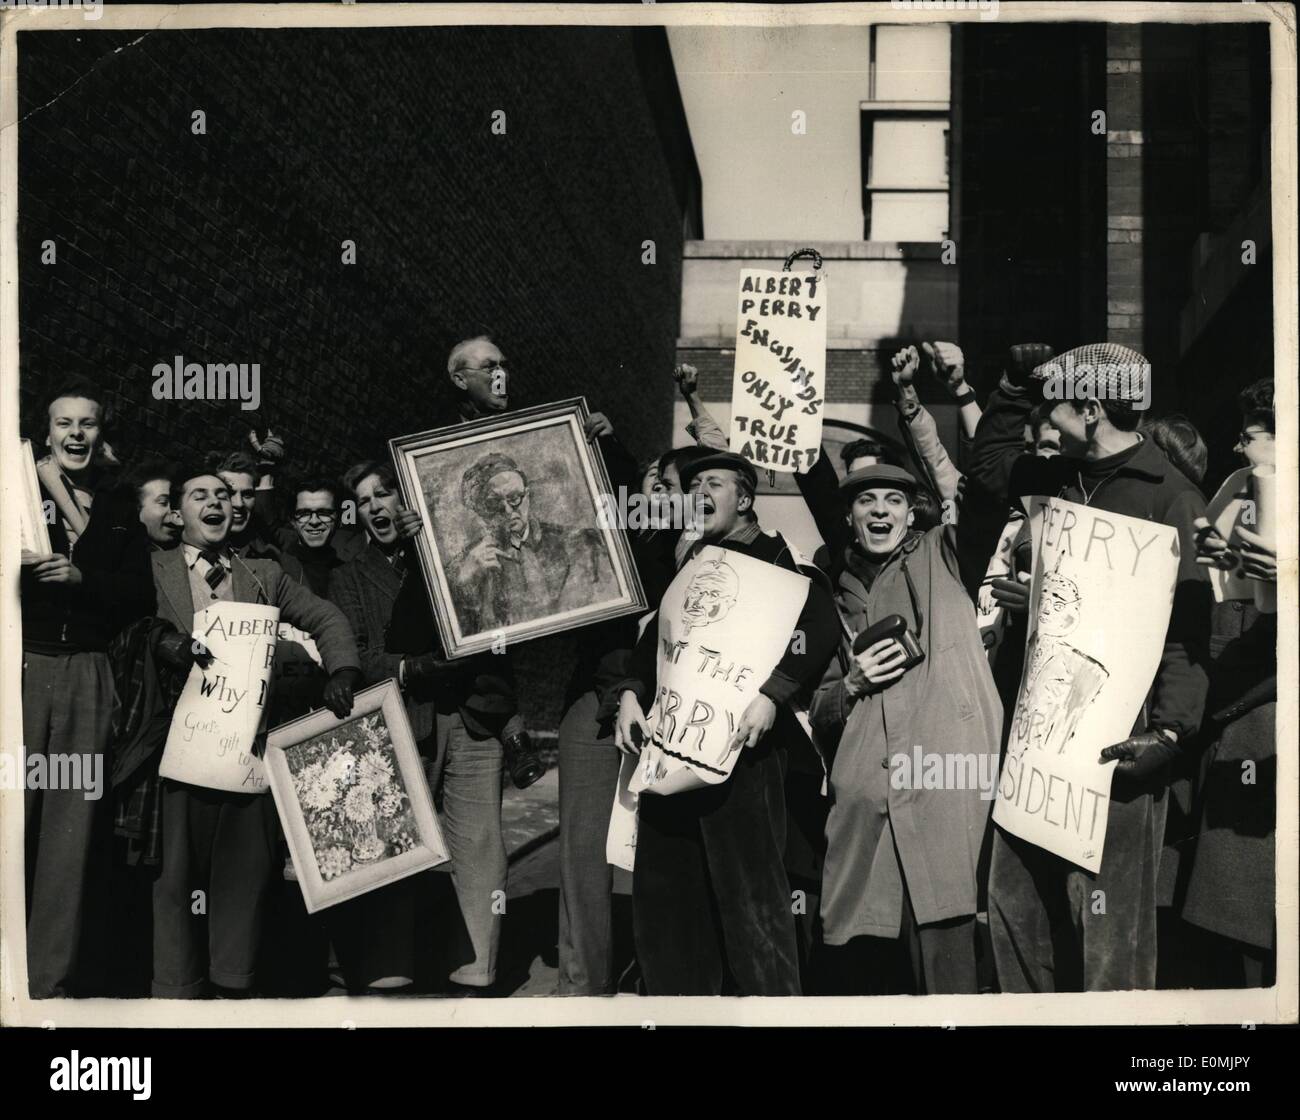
301, 762, 634, 998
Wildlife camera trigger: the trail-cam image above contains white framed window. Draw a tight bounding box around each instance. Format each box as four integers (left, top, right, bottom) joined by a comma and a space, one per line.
861, 25, 952, 240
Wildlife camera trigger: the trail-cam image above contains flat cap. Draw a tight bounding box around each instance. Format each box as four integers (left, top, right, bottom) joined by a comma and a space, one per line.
1031, 342, 1152, 410
839, 463, 920, 500
678, 451, 759, 494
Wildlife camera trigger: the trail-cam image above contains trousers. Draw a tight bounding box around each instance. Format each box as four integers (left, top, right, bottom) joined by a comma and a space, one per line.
152, 781, 279, 996
988, 785, 1167, 992
428, 711, 506, 987
633, 736, 800, 996
22, 650, 115, 998
557, 691, 623, 995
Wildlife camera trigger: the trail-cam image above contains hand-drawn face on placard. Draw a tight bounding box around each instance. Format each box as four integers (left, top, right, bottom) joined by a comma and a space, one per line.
680, 558, 739, 634
1036, 570, 1082, 637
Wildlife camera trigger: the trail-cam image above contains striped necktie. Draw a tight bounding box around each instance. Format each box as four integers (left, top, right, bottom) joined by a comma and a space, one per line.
199, 548, 227, 591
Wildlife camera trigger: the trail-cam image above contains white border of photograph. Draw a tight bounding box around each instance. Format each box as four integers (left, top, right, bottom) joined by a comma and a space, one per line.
0, 1, 1293, 1030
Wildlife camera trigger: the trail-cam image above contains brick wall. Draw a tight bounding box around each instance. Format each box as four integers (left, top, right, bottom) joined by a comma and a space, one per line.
16, 26, 694, 730
17, 26, 686, 467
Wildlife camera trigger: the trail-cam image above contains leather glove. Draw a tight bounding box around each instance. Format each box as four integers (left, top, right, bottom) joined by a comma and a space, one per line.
156, 631, 213, 671
323, 667, 364, 719
1099, 730, 1179, 781
402, 653, 456, 702
990, 575, 1032, 615
1006, 343, 1055, 388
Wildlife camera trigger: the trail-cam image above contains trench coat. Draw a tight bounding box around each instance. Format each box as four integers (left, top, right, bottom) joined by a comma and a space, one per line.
1179, 602, 1275, 950
812, 525, 1003, 942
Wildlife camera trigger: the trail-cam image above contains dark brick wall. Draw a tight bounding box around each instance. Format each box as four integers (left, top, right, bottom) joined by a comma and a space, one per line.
17, 26, 686, 467
16, 26, 694, 730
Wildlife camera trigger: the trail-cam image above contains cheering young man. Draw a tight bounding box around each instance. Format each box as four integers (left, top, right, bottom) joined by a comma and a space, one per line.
149, 465, 363, 997
613, 451, 839, 996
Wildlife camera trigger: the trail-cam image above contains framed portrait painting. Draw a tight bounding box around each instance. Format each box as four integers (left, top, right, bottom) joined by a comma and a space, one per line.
265, 681, 448, 914
389, 397, 646, 658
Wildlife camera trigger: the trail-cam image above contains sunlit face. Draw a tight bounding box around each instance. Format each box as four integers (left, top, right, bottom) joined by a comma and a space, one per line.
689, 469, 748, 539
138, 478, 180, 546
356, 473, 401, 546
293, 489, 338, 549
178, 475, 232, 548
450, 340, 509, 415
850, 486, 913, 556
219, 470, 257, 533
46, 395, 102, 476
484, 470, 530, 538
1235, 424, 1275, 469
1048, 401, 1091, 457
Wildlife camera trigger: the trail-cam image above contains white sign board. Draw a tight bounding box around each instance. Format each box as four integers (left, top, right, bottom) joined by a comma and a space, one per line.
630, 544, 808, 796
159, 602, 281, 794
728, 269, 826, 473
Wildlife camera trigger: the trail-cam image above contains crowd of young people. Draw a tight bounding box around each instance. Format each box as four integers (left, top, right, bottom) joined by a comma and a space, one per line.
18, 335, 1277, 998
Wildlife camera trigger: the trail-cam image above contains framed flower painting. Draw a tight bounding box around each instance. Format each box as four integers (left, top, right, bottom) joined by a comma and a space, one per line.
265, 680, 449, 913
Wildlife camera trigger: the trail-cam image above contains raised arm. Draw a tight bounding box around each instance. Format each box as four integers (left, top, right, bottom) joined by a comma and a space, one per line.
676, 363, 730, 450
892, 345, 962, 505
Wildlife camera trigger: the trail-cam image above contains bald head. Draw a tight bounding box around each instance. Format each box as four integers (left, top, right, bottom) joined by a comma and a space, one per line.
447, 336, 509, 418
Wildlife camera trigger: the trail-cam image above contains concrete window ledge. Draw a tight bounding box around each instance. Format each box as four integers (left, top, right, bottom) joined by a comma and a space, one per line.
683, 240, 948, 262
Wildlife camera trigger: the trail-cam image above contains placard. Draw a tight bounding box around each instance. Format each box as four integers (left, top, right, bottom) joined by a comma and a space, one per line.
630, 544, 809, 796
17, 439, 51, 554
993, 497, 1179, 871
728, 268, 826, 473
158, 602, 280, 793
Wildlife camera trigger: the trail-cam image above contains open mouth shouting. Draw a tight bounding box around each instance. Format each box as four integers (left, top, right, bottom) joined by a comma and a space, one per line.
864, 518, 896, 547
368, 510, 397, 544
53, 437, 92, 472
197, 506, 231, 543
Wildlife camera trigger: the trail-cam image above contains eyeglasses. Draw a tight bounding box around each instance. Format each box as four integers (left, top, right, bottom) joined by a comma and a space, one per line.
457, 359, 509, 376
1237, 429, 1273, 445
485, 490, 527, 514
293, 510, 338, 523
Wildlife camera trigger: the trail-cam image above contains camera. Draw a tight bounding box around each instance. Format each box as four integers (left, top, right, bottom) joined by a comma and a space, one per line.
853, 614, 925, 670
502, 730, 546, 790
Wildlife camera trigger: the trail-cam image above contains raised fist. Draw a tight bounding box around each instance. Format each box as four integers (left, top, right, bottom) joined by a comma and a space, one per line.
890, 346, 920, 389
